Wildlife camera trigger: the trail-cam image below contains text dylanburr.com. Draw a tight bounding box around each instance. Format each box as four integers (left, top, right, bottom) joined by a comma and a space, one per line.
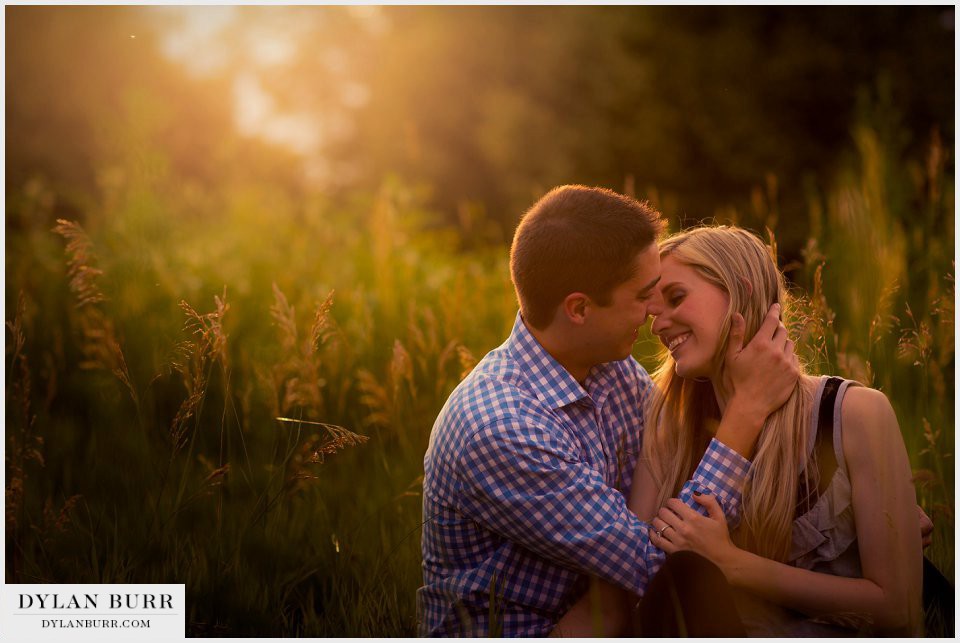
1, 584, 185, 642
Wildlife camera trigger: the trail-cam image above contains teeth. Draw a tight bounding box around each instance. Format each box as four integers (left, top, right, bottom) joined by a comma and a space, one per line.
668, 333, 690, 350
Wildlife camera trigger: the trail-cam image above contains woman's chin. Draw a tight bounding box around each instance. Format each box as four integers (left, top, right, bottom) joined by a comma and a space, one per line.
674, 360, 709, 381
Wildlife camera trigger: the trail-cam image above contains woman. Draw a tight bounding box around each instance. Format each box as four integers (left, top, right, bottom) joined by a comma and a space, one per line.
556, 225, 923, 636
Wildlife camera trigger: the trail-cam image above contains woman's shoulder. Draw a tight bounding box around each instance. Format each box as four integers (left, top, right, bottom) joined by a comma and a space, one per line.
838, 384, 895, 426
807, 375, 893, 423
835, 382, 902, 466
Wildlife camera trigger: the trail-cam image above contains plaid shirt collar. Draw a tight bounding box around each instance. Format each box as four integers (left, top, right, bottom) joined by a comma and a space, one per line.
506, 313, 618, 410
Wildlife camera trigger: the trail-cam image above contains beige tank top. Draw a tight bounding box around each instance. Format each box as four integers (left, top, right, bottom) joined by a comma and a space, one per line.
789, 376, 862, 576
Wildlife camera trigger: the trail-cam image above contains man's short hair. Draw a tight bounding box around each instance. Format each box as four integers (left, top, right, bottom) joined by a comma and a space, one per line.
510, 185, 665, 329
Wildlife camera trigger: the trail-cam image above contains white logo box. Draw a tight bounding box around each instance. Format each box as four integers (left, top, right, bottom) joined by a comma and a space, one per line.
1, 584, 185, 642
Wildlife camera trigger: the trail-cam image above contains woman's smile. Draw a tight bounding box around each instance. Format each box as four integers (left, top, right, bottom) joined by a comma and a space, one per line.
665, 332, 691, 352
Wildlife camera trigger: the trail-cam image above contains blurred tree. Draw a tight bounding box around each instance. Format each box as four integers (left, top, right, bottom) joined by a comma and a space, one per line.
334, 6, 953, 242
7, 5, 954, 249
6, 6, 304, 228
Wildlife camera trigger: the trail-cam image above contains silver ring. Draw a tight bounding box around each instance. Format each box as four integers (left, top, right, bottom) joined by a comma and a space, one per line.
657, 525, 672, 538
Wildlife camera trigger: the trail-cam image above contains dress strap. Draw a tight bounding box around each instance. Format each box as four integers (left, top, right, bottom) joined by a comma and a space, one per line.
795, 377, 843, 518
831, 379, 861, 476
816, 377, 842, 454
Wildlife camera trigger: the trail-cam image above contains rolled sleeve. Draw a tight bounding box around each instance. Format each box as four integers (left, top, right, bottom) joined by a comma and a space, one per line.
678, 437, 751, 527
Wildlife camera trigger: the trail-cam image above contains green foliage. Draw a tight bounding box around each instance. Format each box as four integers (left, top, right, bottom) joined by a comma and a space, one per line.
5, 5, 954, 636
6, 124, 954, 634
6, 171, 515, 635
342, 6, 954, 233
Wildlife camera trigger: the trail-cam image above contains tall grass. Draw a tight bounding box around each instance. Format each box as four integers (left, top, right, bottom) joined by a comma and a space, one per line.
5, 129, 953, 635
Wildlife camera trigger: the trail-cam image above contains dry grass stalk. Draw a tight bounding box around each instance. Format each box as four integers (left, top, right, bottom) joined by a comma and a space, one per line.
434, 339, 459, 398
39, 494, 82, 537
456, 345, 477, 381
275, 417, 370, 494
355, 368, 391, 429
52, 219, 106, 308
897, 304, 932, 368
172, 455, 231, 507
313, 291, 355, 419
390, 339, 416, 400
4, 293, 75, 584
169, 291, 229, 452
924, 125, 943, 204
407, 308, 441, 375
355, 337, 420, 430
410, 309, 477, 400
6, 292, 44, 533
52, 219, 138, 406
270, 285, 336, 420
7, 292, 33, 435
803, 261, 836, 369
929, 267, 954, 327
276, 418, 368, 460
918, 418, 942, 459
310, 290, 336, 354
197, 455, 231, 487
270, 283, 299, 353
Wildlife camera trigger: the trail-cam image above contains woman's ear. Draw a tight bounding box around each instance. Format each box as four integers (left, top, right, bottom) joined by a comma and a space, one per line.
737, 275, 753, 299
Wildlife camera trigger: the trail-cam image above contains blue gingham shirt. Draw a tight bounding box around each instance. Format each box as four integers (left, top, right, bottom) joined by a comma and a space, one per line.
418, 314, 751, 637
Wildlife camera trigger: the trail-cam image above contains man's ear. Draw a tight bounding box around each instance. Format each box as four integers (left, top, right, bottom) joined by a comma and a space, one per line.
561, 292, 590, 325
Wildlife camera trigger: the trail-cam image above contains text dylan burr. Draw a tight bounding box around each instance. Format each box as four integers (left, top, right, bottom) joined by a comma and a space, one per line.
19, 594, 173, 610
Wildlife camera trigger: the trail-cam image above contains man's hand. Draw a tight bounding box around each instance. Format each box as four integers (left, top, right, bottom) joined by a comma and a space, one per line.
918, 505, 934, 549
715, 303, 799, 457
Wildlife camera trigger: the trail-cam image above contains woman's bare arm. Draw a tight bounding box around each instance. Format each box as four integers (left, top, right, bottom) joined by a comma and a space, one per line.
627, 458, 661, 521
651, 387, 923, 634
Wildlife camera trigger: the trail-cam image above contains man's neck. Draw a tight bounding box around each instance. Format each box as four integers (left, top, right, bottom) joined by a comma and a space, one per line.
524, 318, 592, 384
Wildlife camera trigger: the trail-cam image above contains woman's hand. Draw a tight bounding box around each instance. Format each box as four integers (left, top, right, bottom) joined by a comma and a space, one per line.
649, 492, 739, 572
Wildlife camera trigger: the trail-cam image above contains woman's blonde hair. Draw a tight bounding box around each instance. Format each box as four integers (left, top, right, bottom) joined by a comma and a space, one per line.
643, 225, 813, 561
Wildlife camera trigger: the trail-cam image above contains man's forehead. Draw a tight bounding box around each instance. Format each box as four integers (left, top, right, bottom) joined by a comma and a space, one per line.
634, 273, 661, 294
631, 245, 662, 284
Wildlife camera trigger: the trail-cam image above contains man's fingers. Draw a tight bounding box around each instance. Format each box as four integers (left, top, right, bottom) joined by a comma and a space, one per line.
726, 313, 745, 358
772, 322, 788, 349
783, 339, 795, 357
755, 303, 781, 341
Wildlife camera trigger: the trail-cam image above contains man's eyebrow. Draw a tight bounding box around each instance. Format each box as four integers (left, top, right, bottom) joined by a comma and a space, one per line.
638, 275, 661, 294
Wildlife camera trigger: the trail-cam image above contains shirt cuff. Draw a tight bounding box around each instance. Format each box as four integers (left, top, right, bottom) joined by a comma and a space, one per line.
680, 437, 751, 526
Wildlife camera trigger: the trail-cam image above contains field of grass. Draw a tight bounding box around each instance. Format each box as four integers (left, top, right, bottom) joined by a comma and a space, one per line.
5, 128, 953, 636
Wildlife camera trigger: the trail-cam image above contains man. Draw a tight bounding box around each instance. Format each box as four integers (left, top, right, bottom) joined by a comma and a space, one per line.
417, 185, 798, 636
